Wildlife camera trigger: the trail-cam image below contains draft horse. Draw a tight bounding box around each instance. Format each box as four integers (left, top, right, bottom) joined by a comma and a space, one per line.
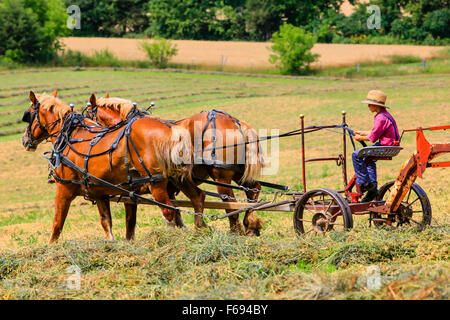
86, 94, 265, 235
21, 91, 192, 243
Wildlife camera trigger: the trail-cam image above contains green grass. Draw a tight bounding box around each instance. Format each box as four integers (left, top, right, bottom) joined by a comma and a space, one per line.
0, 69, 448, 300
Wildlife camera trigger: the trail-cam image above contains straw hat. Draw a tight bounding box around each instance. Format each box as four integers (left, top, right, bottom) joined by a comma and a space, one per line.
362, 90, 388, 108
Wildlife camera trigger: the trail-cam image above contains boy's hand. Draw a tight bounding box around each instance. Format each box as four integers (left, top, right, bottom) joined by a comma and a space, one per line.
354, 130, 370, 136
354, 135, 367, 142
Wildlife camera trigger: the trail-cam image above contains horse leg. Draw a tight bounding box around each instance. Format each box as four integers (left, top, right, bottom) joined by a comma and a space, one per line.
206, 167, 243, 234
216, 183, 244, 235
149, 181, 179, 229
49, 184, 77, 244
167, 181, 186, 228
178, 180, 207, 229
96, 197, 115, 241
124, 203, 137, 241
240, 180, 263, 236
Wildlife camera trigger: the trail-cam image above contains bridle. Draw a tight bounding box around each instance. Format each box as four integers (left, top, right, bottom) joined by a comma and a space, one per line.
82, 102, 99, 123
22, 101, 44, 133
22, 100, 67, 144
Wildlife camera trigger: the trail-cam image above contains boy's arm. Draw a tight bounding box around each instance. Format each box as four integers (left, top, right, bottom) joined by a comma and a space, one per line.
354, 130, 371, 136
354, 134, 371, 142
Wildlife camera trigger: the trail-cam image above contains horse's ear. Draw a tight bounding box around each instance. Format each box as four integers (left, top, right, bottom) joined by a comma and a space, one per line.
90, 94, 96, 106
51, 89, 58, 97
105, 93, 110, 98
29, 91, 37, 105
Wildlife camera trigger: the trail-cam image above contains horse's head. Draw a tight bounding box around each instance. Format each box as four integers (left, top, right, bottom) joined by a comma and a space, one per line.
22, 90, 70, 151
86, 93, 134, 127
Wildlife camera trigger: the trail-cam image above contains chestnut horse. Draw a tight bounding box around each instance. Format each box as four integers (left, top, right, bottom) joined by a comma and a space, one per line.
86, 94, 265, 235
21, 91, 193, 243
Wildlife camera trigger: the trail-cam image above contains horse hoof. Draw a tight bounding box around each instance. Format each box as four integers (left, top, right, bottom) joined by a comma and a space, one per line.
165, 221, 177, 229
246, 230, 261, 237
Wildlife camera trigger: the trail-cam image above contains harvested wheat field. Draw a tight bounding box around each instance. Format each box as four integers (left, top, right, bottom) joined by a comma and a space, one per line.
61, 37, 444, 69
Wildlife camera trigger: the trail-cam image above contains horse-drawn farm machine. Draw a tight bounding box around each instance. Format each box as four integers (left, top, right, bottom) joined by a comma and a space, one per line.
137, 112, 449, 235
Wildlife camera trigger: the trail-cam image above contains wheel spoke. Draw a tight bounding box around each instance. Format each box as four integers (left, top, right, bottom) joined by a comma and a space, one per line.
328, 208, 342, 221
406, 188, 412, 203
408, 218, 423, 226
325, 200, 333, 214
406, 197, 420, 208
311, 196, 318, 212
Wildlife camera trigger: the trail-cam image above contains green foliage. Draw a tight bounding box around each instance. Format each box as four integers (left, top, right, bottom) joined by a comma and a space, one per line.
87, 49, 120, 67
422, 8, 450, 39
0, 0, 67, 63
388, 55, 421, 64
244, 0, 282, 41
63, 0, 150, 37
146, 0, 226, 40
139, 38, 178, 69
307, 0, 449, 46
269, 24, 319, 75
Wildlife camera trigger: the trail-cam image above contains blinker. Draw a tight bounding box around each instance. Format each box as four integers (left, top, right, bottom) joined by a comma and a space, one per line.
22, 110, 31, 123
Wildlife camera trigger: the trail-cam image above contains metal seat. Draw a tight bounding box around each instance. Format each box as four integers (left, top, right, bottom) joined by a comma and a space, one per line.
356, 146, 403, 159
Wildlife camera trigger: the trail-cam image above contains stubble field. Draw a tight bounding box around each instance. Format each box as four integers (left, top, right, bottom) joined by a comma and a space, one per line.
0, 68, 448, 299
61, 37, 445, 69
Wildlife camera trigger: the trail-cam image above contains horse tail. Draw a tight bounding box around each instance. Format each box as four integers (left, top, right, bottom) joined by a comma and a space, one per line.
154, 125, 193, 181
240, 122, 265, 184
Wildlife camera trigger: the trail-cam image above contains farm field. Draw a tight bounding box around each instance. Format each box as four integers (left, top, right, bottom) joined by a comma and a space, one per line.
61, 37, 445, 69
0, 69, 449, 299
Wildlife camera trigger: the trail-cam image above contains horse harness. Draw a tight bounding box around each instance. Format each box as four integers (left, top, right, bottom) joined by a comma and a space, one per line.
87, 106, 246, 174
196, 109, 247, 174
35, 106, 166, 202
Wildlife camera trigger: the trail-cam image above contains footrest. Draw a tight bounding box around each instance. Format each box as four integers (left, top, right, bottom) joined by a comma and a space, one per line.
357, 146, 403, 159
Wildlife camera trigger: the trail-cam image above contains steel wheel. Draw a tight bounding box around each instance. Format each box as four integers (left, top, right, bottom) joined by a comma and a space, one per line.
376, 181, 432, 230
293, 188, 353, 236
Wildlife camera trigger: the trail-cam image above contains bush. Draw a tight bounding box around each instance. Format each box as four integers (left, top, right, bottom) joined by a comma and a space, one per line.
269, 24, 319, 75
87, 49, 120, 67
388, 55, 421, 64
422, 9, 450, 39
0, 0, 67, 63
139, 38, 178, 69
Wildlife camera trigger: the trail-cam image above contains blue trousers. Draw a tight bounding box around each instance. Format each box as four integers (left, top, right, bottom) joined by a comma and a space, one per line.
352, 149, 378, 189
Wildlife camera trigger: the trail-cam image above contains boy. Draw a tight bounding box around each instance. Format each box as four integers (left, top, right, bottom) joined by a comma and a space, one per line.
353, 90, 400, 202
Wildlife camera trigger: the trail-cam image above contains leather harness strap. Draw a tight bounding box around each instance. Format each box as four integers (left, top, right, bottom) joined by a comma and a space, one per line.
199, 109, 246, 172
46, 110, 166, 200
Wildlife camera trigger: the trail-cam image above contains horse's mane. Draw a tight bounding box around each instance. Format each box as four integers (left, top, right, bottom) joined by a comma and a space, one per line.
37, 94, 72, 121
96, 97, 136, 120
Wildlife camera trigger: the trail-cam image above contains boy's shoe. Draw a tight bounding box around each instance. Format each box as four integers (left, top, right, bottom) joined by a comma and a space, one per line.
362, 182, 378, 202
360, 182, 372, 193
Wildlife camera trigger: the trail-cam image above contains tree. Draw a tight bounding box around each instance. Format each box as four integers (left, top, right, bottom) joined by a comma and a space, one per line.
422, 8, 450, 39
64, 0, 150, 37
147, 0, 227, 40
244, 0, 282, 41
269, 24, 319, 75
0, 0, 67, 63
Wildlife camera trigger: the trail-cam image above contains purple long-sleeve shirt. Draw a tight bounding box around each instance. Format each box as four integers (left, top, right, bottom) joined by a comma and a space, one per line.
368, 110, 399, 146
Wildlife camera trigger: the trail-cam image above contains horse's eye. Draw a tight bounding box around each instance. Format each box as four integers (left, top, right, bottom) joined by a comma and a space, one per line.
22, 111, 31, 123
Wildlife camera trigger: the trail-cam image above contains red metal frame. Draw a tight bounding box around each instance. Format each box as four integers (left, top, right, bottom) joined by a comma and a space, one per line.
414, 126, 450, 177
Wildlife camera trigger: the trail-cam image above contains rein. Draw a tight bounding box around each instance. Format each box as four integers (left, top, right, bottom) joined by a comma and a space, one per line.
197, 123, 360, 154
